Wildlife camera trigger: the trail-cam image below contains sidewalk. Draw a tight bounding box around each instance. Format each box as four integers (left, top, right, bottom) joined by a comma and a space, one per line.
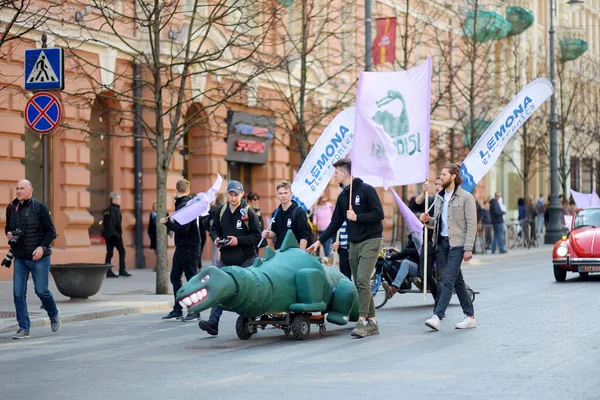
0, 269, 174, 334
469, 243, 552, 266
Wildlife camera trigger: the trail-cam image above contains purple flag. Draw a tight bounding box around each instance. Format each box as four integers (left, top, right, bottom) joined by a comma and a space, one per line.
391, 188, 424, 254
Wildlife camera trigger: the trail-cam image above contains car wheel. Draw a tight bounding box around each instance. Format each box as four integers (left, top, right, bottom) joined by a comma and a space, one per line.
579, 272, 589, 279
553, 265, 567, 282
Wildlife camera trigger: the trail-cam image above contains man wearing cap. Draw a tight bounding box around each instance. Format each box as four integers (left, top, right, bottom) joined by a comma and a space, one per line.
199, 180, 261, 336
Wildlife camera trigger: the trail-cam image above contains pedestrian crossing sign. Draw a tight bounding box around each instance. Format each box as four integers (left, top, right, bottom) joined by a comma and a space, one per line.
24, 48, 64, 91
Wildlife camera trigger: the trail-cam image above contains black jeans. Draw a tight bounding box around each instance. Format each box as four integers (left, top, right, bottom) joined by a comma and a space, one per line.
420, 244, 439, 306
338, 247, 351, 280
171, 247, 200, 313
105, 235, 126, 271
433, 238, 474, 319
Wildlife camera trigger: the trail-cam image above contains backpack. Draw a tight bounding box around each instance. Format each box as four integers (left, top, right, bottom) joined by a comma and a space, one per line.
219, 203, 251, 230
535, 199, 545, 215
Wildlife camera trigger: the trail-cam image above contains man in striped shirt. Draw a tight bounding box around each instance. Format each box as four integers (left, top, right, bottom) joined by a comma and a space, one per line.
332, 221, 351, 279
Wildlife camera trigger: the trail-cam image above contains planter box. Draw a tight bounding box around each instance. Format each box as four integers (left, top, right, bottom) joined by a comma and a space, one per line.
50, 263, 113, 300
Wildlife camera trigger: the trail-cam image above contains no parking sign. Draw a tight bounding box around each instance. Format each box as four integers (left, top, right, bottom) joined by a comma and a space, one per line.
25, 92, 62, 134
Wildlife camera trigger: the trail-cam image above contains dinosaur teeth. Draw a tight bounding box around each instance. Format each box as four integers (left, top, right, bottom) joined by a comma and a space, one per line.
179, 301, 185, 309
190, 293, 199, 303
182, 297, 192, 306
201, 288, 207, 298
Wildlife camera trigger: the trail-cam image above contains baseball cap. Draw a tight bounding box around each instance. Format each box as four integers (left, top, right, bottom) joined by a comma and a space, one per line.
227, 180, 243, 194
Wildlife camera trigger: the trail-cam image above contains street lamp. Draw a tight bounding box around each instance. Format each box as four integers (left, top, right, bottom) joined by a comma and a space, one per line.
545, 0, 585, 244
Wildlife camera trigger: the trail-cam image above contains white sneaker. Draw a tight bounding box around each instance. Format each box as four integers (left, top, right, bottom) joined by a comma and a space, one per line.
425, 314, 440, 331
455, 315, 477, 329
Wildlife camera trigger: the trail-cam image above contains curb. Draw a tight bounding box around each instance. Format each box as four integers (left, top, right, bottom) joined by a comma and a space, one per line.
468, 245, 550, 266
0, 301, 173, 334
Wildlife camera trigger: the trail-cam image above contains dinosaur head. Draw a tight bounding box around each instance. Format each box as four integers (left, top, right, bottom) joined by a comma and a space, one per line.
175, 266, 236, 314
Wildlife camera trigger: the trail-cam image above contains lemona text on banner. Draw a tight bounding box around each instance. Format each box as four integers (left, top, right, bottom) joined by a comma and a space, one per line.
373, 17, 397, 66
171, 174, 223, 225
460, 78, 554, 192
351, 57, 432, 188
291, 107, 355, 210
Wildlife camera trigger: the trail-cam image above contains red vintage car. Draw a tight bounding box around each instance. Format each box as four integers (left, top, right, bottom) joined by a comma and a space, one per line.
552, 207, 600, 281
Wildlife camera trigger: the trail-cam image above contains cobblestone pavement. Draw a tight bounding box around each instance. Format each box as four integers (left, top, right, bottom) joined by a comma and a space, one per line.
1, 250, 599, 400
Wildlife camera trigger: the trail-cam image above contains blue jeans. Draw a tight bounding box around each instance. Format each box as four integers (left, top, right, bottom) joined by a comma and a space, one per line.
318, 231, 332, 257
208, 257, 255, 324
491, 223, 505, 253
433, 239, 474, 320
391, 259, 419, 288
13, 256, 58, 331
536, 214, 544, 235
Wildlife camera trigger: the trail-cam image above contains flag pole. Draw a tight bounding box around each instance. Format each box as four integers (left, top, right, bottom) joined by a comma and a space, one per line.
423, 180, 429, 300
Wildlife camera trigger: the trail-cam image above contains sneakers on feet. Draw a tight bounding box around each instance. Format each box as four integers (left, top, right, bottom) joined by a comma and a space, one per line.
13, 329, 30, 339
350, 320, 369, 338
425, 314, 441, 331
198, 320, 219, 336
366, 320, 379, 336
382, 282, 394, 298
50, 314, 61, 332
161, 310, 183, 320
455, 315, 477, 329
181, 312, 200, 322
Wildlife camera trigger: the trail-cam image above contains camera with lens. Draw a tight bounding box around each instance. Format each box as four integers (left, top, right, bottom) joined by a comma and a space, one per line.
8, 229, 23, 246
216, 238, 231, 247
1, 250, 14, 268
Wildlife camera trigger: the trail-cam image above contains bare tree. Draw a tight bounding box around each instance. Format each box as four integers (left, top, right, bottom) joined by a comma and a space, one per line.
64, 0, 278, 293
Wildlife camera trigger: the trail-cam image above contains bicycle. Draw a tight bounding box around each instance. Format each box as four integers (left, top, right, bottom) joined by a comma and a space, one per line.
506, 218, 538, 249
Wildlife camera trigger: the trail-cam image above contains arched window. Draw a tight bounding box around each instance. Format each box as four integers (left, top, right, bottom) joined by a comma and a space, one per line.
86, 96, 112, 241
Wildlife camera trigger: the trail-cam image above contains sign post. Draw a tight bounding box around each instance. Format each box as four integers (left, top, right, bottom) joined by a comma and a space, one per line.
24, 33, 64, 204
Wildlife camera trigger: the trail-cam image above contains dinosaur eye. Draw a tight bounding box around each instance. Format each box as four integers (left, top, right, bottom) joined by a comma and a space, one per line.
201, 275, 210, 282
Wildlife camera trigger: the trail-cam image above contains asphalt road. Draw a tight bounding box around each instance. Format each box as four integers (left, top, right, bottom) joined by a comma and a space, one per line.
1, 251, 599, 400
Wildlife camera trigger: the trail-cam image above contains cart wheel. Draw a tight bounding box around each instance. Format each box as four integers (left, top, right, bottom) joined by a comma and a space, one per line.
468, 288, 476, 303
282, 326, 291, 336
319, 324, 327, 336
235, 316, 253, 340
290, 315, 310, 340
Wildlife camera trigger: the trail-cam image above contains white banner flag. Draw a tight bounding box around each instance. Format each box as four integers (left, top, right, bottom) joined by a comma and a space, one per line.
291, 107, 355, 210
351, 57, 432, 188
460, 78, 554, 192
171, 174, 223, 225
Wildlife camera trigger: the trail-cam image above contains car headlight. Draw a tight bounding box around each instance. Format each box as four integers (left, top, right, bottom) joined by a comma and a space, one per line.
556, 245, 568, 257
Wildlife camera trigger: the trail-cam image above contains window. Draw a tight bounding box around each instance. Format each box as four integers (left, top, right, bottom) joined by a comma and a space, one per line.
570, 156, 579, 191
21, 129, 45, 202
582, 158, 593, 193
86, 97, 112, 241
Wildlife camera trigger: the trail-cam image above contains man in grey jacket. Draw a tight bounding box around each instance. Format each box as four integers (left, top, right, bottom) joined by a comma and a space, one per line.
420, 163, 477, 331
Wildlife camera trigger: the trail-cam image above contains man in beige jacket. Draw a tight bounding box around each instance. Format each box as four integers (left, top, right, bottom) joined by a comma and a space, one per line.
420, 163, 477, 331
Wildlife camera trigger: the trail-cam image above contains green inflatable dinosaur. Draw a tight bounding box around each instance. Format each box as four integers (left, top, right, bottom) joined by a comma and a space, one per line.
176, 231, 359, 330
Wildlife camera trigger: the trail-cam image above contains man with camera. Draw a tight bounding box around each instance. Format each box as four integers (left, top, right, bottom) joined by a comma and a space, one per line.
199, 180, 261, 336
4, 179, 59, 339
160, 179, 202, 321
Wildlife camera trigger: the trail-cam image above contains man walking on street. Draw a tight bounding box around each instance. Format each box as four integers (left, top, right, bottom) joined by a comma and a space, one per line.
307, 158, 384, 338
160, 180, 202, 321
420, 163, 477, 331
199, 180, 261, 336
489, 192, 507, 254
262, 180, 311, 250
5, 179, 60, 339
102, 192, 131, 277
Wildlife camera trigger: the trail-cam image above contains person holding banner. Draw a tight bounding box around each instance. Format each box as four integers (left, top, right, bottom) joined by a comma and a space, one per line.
306, 159, 384, 338
261, 180, 311, 250
420, 163, 477, 331
160, 179, 201, 321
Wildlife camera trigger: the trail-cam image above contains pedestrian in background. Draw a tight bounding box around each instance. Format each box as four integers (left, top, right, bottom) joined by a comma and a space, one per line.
535, 194, 545, 236
313, 195, 334, 260
199, 180, 261, 336
208, 192, 227, 265
307, 158, 384, 338
160, 179, 201, 322
148, 201, 157, 253
6, 179, 60, 339
489, 192, 507, 254
262, 180, 311, 250
331, 221, 350, 279
421, 163, 477, 331
102, 192, 131, 277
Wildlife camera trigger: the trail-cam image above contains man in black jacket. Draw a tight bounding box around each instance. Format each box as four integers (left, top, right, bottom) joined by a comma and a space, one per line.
102, 192, 131, 277
199, 180, 261, 336
307, 158, 384, 338
5, 179, 59, 339
261, 180, 311, 250
160, 179, 202, 321
489, 192, 507, 254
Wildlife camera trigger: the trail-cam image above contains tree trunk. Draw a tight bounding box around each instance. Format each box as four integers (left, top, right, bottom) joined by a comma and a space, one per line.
155, 158, 170, 295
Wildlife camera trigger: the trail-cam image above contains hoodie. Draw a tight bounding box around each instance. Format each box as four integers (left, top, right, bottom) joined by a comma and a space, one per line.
318, 178, 384, 244
270, 200, 311, 249
165, 195, 200, 248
